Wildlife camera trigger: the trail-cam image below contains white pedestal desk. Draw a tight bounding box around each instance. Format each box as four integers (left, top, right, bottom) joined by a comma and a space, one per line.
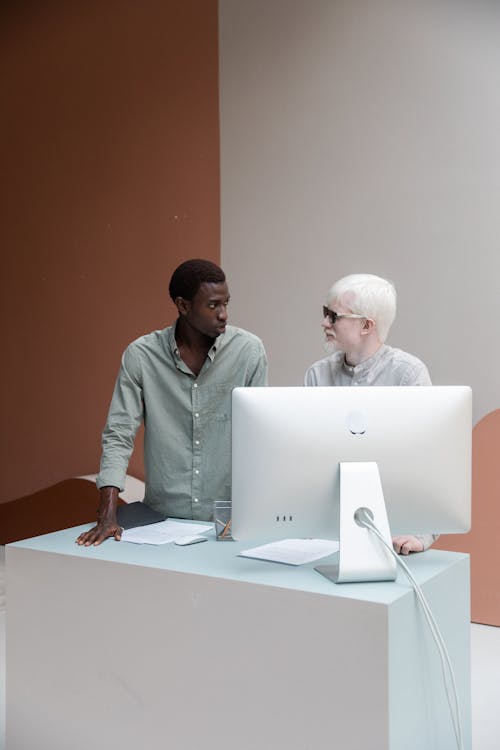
6, 526, 471, 750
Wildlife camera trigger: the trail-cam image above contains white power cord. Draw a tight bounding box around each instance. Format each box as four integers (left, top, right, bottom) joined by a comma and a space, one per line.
354, 508, 464, 750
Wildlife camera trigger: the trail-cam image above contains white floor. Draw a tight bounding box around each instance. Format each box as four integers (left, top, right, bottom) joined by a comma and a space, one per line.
470, 621, 500, 749
0, 544, 499, 749
1, 546, 5, 750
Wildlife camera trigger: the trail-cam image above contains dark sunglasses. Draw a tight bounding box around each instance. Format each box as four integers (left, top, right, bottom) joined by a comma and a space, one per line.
322, 306, 365, 325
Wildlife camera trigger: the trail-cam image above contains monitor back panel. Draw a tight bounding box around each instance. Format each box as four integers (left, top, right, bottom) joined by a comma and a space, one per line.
231, 386, 471, 541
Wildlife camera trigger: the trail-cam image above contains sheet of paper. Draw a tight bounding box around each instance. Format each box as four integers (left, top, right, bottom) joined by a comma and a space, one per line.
239, 538, 339, 566
121, 520, 213, 545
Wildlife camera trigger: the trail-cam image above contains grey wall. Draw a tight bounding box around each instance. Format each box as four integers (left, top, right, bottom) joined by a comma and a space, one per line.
220, 0, 500, 423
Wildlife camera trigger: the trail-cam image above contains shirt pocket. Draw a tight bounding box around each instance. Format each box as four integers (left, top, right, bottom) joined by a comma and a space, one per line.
199, 382, 233, 419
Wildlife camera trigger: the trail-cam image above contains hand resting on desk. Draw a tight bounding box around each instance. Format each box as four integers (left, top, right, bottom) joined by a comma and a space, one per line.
392, 535, 424, 555
76, 486, 122, 546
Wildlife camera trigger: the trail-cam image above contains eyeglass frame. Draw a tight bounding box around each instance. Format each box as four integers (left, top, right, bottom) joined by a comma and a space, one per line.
322, 305, 366, 325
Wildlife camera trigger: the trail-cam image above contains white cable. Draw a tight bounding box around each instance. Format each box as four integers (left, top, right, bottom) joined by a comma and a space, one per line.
354, 509, 464, 750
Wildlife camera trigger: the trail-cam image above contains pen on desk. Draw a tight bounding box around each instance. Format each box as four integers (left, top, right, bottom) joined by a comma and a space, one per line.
216, 518, 232, 538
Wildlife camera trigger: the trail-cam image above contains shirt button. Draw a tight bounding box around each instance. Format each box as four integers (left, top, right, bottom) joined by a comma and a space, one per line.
194, 412, 199, 418
194, 498, 199, 503
195, 440, 200, 445
193, 383, 198, 388
195, 469, 199, 475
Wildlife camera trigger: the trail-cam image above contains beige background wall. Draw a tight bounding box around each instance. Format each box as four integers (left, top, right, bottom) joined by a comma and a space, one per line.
219, 0, 500, 626
219, 0, 500, 426
0, 0, 220, 503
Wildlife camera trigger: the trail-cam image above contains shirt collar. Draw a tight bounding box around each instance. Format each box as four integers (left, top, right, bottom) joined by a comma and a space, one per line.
342, 344, 388, 377
167, 323, 222, 363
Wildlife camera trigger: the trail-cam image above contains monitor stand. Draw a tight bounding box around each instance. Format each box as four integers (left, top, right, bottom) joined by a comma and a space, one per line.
315, 461, 397, 583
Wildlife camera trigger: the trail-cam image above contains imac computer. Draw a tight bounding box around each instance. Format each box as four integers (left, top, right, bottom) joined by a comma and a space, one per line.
231, 386, 472, 582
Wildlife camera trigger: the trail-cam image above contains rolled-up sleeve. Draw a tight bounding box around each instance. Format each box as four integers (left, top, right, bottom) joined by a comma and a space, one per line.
96, 346, 144, 491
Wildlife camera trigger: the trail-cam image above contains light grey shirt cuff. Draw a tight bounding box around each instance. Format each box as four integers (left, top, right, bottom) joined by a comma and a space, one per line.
415, 533, 440, 551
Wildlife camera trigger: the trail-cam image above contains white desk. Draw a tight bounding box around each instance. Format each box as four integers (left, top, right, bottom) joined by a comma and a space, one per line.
6, 526, 471, 750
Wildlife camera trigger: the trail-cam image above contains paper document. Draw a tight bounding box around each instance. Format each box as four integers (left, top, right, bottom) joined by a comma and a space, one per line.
121, 520, 213, 545
239, 538, 339, 566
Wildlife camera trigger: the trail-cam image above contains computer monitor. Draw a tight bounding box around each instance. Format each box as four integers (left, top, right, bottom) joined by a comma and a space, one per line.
231, 386, 471, 581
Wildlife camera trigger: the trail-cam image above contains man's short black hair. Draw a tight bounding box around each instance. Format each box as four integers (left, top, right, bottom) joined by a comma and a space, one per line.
168, 259, 226, 302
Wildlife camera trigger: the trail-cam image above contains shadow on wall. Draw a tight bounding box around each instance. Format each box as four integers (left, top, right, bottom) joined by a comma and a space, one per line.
0, 478, 124, 545
0, 475, 145, 545
434, 409, 500, 626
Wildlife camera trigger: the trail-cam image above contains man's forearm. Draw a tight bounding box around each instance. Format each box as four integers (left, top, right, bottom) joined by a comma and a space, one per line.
97, 486, 120, 523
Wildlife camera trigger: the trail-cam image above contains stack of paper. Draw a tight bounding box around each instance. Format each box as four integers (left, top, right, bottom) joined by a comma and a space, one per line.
121, 520, 212, 545
239, 539, 339, 566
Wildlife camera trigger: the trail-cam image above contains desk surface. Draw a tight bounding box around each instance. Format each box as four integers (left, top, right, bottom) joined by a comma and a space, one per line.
8, 522, 468, 606
7, 524, 471, 750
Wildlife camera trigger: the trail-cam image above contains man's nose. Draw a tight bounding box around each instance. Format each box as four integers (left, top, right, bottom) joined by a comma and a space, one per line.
218, 306, 228, 321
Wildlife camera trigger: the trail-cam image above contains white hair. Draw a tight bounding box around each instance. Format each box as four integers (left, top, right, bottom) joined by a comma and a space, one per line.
327, 274, 397, 343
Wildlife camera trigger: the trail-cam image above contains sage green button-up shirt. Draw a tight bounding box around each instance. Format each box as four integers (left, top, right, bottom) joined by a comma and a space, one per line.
97, 324, 268, 521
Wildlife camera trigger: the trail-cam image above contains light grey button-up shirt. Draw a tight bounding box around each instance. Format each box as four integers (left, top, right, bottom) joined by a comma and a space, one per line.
304, 344, 437, 550
304, 344, 431, 387
97, 324, 268, 521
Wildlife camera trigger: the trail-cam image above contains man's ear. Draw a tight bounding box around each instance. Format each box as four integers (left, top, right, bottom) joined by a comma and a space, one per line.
360, 318, 376, 336
175, 296, 190, 316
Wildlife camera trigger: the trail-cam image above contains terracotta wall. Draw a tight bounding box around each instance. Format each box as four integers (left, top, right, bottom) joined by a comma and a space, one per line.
0, 0, 220, 503
434, 410, 500, 625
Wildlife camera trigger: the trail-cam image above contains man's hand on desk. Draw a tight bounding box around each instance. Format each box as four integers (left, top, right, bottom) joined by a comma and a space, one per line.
76, 520, 122, 546
76, 486, 122, 546
392, 535, 424, 555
